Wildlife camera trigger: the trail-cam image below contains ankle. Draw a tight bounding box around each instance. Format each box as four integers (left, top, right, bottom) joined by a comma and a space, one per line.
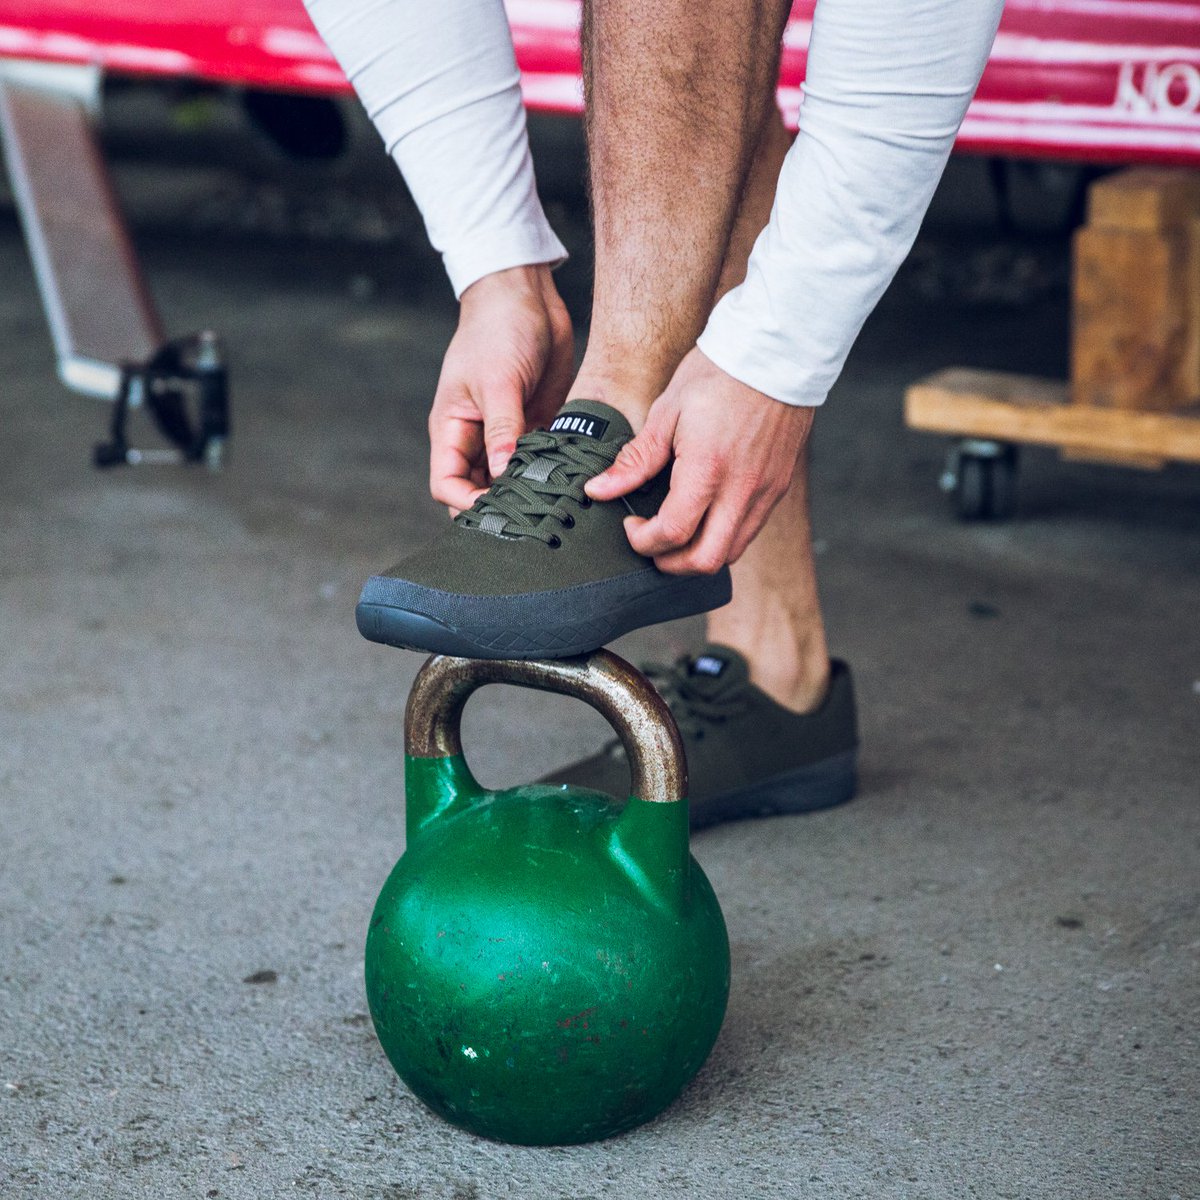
707, 625, 830, 713
568, 363, 669, 432
751, 652, 830, 714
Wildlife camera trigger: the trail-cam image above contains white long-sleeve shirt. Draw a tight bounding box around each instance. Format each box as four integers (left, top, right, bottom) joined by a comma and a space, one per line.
303, 0, 566, 297
304, 0, 1003, 406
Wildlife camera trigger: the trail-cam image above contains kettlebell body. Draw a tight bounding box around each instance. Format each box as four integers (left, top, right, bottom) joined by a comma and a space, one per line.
365, 653, 730, 1145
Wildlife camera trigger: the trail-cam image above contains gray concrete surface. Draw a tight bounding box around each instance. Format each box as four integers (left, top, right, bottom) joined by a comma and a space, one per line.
2, 123, 1198, 1198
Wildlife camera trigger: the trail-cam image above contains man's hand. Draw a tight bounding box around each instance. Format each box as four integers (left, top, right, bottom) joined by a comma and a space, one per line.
429, 264, 574, 514
585, 348, 813, 574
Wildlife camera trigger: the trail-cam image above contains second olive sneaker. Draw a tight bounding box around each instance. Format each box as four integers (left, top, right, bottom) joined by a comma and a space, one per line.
541, 645, 858, 829
356, 400, 732, 659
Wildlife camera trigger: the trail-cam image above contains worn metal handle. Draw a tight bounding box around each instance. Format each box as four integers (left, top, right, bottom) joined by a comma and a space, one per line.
404, 650, 687, 805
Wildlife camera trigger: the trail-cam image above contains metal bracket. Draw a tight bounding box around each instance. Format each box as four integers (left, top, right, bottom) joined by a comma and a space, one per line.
0, 59, 102, 111
94, 332, 230, 470
0, 58, 231, 469
939, 438, 1009, 492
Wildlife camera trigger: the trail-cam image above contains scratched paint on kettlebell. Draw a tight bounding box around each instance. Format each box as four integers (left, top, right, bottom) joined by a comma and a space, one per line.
365, 778, 729, 1145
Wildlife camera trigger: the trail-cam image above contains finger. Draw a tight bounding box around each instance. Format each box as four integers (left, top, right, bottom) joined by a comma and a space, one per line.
450, 460, 496, 517
586, 413, 674, 501
528, 328, 575, 432
478, 390, 526, 479
623, 459, 719, 558
653, 497, 750, 576
437, 477, 488, 515
430, 415, 487, 511
724, 491, 785, 564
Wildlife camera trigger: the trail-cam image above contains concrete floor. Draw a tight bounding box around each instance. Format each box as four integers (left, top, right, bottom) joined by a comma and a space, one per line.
1, 121, 1198, 1198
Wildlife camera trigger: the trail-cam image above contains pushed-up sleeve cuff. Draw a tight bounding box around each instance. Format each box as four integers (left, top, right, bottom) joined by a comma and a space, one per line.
442, 219, 568, 299
697, 298, 833, 407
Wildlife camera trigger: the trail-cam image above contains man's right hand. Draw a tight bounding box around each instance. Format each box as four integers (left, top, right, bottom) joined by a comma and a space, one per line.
429, 264, 574, 515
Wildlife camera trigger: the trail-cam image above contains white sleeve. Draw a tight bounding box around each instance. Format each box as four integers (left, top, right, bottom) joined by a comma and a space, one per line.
303, 0, 567, 298
696, 0, 1004, 406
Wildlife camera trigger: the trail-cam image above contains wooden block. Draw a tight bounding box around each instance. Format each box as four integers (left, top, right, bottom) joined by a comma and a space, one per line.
1086, 167, 1200, 233
1188, 216, 1200, 402
1058, 445, 1166, 470
1071, 225, 1190, 411
908, 369, 1069, 415
904, 368, 1200, 466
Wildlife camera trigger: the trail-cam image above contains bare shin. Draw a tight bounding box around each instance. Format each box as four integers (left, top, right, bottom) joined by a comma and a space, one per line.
578, 6, 830, 712
571, 0, 791, 423
704, 107, 831, 713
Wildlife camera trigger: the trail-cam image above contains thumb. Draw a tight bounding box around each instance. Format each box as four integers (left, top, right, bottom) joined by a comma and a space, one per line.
478, 388, 526, 479
586, 410, 674, 501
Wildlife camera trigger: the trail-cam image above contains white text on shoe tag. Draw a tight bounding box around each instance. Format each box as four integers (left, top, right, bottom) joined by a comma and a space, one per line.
550, 414, 610, 440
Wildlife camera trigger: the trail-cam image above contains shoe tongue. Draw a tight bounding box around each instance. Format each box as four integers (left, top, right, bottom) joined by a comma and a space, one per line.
684, 644, 751, 696
547, 399, 632, 444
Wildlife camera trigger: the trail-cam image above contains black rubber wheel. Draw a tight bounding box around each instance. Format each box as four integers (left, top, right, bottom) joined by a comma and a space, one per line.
987, 448, 1019, 520
953, 445, 1018, 521
955, 455, 988, 520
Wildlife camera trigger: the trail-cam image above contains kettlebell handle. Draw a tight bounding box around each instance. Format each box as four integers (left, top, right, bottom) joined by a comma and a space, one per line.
405, 650, 687, 805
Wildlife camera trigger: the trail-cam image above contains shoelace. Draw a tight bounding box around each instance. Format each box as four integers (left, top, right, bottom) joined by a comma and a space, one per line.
457, 430, 622, 546
603, 657, 750, 759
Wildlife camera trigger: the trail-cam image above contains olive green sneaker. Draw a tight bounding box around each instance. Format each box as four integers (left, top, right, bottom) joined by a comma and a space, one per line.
541, 645, 858, 829
356, 400, 732, 659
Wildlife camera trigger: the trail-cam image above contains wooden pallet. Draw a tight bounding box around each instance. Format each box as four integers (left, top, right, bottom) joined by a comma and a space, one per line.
906, 168, 1200, 511
907, 369, 1200, 472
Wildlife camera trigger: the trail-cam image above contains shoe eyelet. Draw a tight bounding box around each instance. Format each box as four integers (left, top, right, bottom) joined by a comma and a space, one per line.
578, 496, 592, 508
547, 535, 562, 549
560, 514, 575, 529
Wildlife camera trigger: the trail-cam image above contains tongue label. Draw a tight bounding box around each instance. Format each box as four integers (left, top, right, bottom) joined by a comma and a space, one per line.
550, 413, 610, 440
691, 655, 726, 677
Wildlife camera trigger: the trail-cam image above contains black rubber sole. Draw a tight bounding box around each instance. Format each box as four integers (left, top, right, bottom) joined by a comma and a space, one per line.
689, 749, 858, 831
356, 568, 732, 659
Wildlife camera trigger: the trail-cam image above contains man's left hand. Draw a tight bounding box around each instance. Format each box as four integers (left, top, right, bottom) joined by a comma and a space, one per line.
585, 348, 813, 574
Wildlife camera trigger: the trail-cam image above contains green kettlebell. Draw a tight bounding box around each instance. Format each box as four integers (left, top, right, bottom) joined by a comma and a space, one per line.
365, 650, 730, 1145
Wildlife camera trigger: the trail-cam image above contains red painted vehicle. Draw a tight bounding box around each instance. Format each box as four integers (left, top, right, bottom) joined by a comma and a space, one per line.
1, 0, 1198, 164
1, 0, 1197, 469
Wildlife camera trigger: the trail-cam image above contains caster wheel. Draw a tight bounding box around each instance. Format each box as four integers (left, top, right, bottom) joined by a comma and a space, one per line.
941, 440, 1019, 521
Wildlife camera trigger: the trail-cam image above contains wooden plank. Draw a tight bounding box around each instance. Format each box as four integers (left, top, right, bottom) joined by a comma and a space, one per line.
1086, 168, 1200, 233
1188, 215, 1200, 403
905, 368, 1200, 466
1071, 224, 1190, 411
1059, 446, 1166, 470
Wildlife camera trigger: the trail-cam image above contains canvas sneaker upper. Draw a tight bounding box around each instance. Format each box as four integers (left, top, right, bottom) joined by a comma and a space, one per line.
355, 400, 733, 659
541, 645, 859, 825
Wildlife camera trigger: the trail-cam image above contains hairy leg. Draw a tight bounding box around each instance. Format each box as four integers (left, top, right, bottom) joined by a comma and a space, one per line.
570, 0, 790, 412
575, 3, 829, 712
705, 112, 831, 713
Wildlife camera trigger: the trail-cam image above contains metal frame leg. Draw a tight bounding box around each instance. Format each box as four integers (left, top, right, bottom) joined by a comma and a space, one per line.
0, 59, 229, 468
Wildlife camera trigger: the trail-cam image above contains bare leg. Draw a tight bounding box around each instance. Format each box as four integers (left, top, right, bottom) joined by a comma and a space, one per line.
574, 3, 829, 712
705, 114, 831, 713
570, 0, 790, 410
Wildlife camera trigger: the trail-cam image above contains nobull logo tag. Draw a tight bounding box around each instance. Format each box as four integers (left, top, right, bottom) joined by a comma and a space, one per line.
550, 413, 610, 440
